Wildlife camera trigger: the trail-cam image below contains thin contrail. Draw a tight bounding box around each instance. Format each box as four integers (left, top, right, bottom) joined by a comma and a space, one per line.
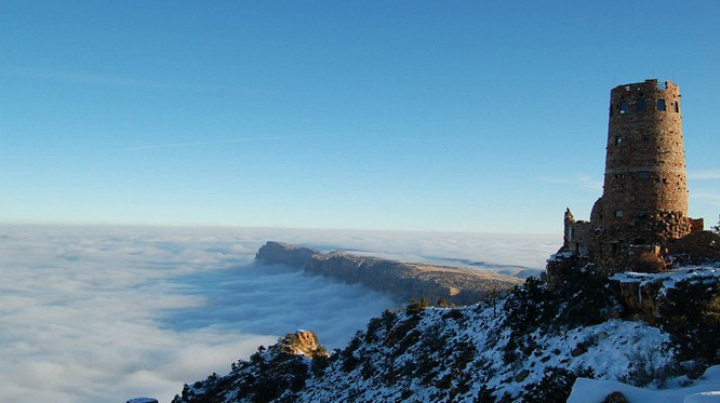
119, 134, 345, 151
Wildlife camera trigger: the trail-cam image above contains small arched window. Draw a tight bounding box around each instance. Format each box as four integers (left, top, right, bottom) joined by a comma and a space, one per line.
619, 102, 629, 114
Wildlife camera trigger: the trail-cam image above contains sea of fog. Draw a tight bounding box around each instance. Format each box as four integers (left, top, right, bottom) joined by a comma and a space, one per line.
0, 225, 558, 402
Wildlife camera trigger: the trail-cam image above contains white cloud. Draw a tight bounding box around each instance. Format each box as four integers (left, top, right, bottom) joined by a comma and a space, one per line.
540, 174, 602, 191
0, 225, 556, 402
691, 191, 720, 207
688, 169, 720, 180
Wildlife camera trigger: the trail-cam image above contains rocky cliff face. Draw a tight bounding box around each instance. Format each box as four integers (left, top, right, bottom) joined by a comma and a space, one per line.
256, 241, 523, 306
256, 241, 317, 267
608, 267, 720, 323
278, 330, 328, 359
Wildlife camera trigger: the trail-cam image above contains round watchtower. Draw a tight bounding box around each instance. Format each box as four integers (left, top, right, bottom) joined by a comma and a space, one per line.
590, 79, 693, 268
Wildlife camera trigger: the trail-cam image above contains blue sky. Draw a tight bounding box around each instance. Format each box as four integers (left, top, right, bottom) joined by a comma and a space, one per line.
1, 1, 719, 233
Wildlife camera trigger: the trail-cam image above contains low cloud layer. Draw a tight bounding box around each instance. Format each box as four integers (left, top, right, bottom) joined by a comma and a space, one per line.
0, 225, 556, 402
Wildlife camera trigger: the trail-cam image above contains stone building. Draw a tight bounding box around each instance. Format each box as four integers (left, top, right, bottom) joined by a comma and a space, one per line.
559, 79, 706, 274
562, 208, 591, 257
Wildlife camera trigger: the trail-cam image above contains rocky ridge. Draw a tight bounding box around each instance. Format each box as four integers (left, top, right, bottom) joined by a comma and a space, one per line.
173, 255, 720, 403
171, 239, 720, 403
255, 241, 523, 306
172, 259, 720, 403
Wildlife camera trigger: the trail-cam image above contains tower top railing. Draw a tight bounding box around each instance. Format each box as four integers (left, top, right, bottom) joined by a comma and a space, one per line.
612, 79, 675, 94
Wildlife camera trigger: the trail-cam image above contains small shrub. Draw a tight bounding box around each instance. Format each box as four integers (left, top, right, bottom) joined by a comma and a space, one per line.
474, 385, 497, 403
659, 279, 720, 364
452, 341, 477, 371
340, 334, 363, 372
311, 354, 330, 377
601, 391, 629, 403
407, 297, 430, 313
502, 337, 519, 366
621, 347, 674, 388
443, 309, 465, 321
521, 366, 576, 403
397, 329, 423, 354
503, 277, 554, 334
552, 266, 617, 329
366, 309, 397, 342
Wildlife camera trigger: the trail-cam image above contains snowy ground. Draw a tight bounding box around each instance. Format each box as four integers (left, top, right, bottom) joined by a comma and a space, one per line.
610, 266, 720, 290
568, 267, 720, 403
569, 366, 720, 403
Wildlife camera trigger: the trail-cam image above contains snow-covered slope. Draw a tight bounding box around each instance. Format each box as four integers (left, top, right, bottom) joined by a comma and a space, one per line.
173, 265, 720, 403
569, 366, 720, 403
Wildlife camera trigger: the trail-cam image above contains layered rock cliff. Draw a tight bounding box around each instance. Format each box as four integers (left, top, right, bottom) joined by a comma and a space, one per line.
255, 241, 317, 267
256, 241, 523, 306
607, 267, 720, 323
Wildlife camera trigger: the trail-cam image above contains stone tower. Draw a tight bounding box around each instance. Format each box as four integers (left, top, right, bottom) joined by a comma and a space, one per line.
550, 79, 714, 288
589, 79, 699, 269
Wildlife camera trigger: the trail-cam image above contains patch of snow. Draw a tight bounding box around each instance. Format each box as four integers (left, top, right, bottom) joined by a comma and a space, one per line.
547, 251, 574, 262
568, 365, 720, 403
610, 267, 720, 296
126, 398, 159, 403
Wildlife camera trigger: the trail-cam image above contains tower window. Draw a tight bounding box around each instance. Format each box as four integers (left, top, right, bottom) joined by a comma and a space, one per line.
636, 99, 646, 112
638, 171, 650, 179
614, 136, 623, 146
657, 99, 666, 111
674, 101, 680, 113
620, 102, 629, 114
615, 210, 624, 218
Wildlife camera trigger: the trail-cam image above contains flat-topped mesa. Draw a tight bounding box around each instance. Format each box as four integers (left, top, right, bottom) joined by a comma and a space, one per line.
255, 241, 523, 306
256, 241, 317, 267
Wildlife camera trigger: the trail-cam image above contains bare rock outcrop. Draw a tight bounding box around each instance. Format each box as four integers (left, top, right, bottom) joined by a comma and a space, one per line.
279, 330, 328, 359
608, 267, 720, 322
256, 241, 317, 267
